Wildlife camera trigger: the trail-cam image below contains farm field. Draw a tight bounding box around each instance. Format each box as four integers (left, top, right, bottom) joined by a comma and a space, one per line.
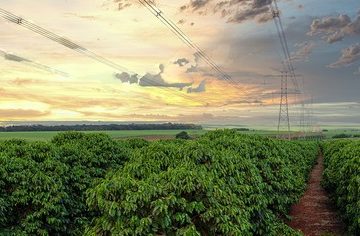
0, 129, 207, 141
0, 130, 318, 235
1, 0, 359, 235
322, 129, 360, 138
0, 130, 358, 235
321, 140, 360, 234
0, 128, 358, 141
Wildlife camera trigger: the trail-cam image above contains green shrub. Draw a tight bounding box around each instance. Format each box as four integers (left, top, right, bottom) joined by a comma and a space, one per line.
175, 131, 192, 140
122, 138, 149, 149
322, 140, 360, 234
0, 130, 319, 235
332, 133, 352, 139
86, 130, 317, 235
0, 132, 130, 235
0, 141, 68, 235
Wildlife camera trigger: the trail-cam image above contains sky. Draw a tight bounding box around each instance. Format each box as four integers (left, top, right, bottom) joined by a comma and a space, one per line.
0, 0, 359, 129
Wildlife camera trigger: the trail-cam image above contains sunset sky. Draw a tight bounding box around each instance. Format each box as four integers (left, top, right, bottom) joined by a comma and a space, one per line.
0, 0, 359, 128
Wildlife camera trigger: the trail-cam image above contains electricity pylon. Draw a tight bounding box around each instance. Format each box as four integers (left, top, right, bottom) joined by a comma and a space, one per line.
265, 70, 301, 139
277, 71, 291, 139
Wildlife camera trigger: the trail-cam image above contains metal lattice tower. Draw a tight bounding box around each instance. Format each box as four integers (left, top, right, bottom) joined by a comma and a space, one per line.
278, 71, 291, 139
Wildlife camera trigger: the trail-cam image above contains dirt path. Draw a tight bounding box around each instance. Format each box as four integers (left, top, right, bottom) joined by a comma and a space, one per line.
288, 154, 346, 236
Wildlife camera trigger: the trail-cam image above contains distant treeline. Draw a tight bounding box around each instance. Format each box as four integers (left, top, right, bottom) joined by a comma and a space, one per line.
0, 123, 202, 132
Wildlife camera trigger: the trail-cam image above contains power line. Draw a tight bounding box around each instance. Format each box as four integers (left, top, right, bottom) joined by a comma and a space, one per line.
270, 1, 300, 93
270, 0, 307, 137
139, 0, 231, 81
0, 7, 208, 106
138, 0, 256, 99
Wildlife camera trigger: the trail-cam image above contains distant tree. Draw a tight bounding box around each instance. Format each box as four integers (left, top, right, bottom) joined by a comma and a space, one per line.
175, 131, 191, 140
0, 123, 202, 132
322, 129, 329, 132
332, 133, 352, 139
236, 128, 250, 131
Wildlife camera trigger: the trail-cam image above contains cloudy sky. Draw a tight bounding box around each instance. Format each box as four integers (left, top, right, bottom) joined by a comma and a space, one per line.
0, 0, 359, 128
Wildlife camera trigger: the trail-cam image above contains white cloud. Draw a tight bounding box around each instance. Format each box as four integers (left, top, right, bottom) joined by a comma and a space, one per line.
328, 43, 360, 68
291, 41, 316, 62
309, 13, 360, 43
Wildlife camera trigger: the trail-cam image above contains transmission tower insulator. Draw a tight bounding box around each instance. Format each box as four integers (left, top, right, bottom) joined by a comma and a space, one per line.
272, 10, 280, 18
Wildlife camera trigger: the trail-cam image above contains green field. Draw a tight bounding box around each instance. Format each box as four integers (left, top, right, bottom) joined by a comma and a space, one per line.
0, 128, 358, 141
0, 129, 208, 141
321, 129, 360, 138
0, 129, 296, 141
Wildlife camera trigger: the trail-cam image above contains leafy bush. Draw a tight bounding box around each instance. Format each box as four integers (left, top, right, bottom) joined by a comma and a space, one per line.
332, 133, 352, 139
175, 131, 192, 140
322, 140, 360, 234
86, 130, 317, 235
0, 132, 130, 235
0, 141, 69, 235
122, 138, 149, 149
0, 130, 320, 235
235, 128, 250, 131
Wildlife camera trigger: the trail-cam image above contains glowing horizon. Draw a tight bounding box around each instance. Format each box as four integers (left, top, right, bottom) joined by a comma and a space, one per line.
0, 0, 359, 127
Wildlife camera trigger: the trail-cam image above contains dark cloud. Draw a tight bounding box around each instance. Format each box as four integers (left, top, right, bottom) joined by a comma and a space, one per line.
139, 64, 193, 90
181, 0, 212, 12
129, 74, 139, 83
1, 50, 30, 62
186, 65, 200, 73
115, 72, 130, 83
180, 5, 188, 11
177, 19, 186, 25
114, 72, 139, 84
328, 43, 360, 68
186, 52, 201, 73
310, 15, 351, 33
187, 79, 206, 93
227, 4, 272, 24
115, 64, 193, 90
326, 31, 346, 44
180, 0, 273, 24
309, 13, 360, 43
173, 58, 190, 67
110, 0, 132, 11
1, 49, 68, 77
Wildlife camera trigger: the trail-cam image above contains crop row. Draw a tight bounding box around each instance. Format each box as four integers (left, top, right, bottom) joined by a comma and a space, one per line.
0, 130, 319, 235
87, 130, 318, 235
322, 140, 360, 234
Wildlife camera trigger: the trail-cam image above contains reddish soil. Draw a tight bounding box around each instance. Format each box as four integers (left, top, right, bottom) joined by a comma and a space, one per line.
288, 154, 346, 236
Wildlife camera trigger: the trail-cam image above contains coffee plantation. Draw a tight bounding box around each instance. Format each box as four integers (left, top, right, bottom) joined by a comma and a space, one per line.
0, 130, 357, 235
322, 140, 360, 235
